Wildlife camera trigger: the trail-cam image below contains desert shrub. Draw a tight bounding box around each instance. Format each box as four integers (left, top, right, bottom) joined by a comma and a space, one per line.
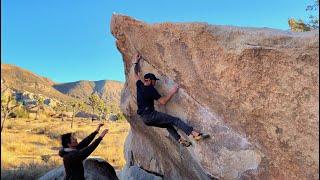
6, 124, 13, 129
47, 131, 60, 140
32, 127, 47, 135
116, 113, 126, 121
13, 108, 29, 118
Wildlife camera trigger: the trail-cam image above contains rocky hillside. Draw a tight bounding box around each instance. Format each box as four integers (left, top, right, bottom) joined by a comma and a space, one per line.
111, 15, 319, 179
1, 64, 77, 103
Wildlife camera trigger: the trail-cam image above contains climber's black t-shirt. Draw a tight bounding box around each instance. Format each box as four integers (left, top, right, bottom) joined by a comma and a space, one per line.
136, 80, 161, 115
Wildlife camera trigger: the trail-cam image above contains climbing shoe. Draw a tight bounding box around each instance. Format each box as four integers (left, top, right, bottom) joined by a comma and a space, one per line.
193, 133, 210, 141
179, 139, 192, 147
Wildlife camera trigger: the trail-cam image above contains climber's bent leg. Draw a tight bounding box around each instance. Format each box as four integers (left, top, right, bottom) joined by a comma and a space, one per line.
143, 117, 181, 141
142, 111, 193, 136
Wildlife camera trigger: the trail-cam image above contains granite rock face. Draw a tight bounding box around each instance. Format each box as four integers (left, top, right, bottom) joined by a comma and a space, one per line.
120, 164, 163, 180
111, 14, 319, 180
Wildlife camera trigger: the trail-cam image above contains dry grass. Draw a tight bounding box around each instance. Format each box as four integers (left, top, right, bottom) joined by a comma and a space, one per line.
1, 161, 58, 180
1, 117, 130, 178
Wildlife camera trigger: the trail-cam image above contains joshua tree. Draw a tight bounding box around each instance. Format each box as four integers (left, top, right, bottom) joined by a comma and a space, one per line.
1, 91, 20, 132
70, 101, 84, 128
54, 102, 66, 121
97, 99, 106, 121
88, 93, 100, 121
35, 96, 45, 120
103, 106, 109, 121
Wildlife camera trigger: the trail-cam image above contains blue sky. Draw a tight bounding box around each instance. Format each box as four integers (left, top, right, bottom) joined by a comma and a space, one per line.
1, 0, 312, 83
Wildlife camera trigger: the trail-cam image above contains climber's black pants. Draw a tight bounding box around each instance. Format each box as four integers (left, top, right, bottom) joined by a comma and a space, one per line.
141, 111, 193, 141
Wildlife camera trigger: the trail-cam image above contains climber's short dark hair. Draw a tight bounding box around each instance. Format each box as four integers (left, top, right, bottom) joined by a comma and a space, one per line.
61, 133, 72, 148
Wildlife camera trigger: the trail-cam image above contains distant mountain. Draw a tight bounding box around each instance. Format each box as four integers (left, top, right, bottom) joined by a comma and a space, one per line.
1, 64, 123, 108
53, 80, 123, 104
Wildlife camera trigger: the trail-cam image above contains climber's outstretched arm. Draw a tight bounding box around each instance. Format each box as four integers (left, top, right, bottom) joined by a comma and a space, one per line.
157, 84, 179, 105
133, 54, 142, 82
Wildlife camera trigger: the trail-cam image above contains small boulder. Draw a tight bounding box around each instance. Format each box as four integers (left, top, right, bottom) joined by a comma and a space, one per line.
76, 111, 99, 119
109, 114, 118, 121
39, 158, 119, 180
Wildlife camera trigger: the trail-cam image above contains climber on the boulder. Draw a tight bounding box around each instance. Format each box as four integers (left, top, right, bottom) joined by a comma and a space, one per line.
133, 53, 209, 147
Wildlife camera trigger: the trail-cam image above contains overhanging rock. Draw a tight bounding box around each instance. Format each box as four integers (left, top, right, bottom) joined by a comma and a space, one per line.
111, 14, 319, 180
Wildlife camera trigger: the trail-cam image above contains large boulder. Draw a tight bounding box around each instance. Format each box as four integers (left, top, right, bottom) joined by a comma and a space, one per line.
39, 158, 119, 180
111, 15, 319, 179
